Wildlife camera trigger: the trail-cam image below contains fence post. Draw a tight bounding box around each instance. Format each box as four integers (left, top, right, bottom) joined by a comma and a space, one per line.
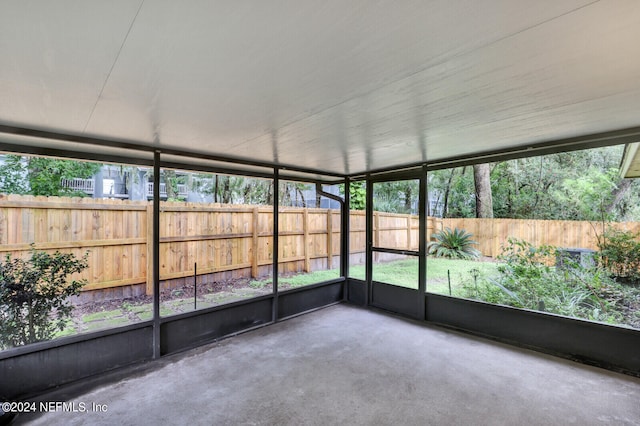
407, 215, 412, 251
252, 207, 259, 278
146, 203, 154, 295
303, 208, 310, 273
327, 209, 333, 270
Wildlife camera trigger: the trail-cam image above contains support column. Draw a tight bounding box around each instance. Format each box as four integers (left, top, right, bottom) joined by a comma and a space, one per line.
418, 167, 427, 319
272, 169, 279, 322
152, 151, 161, 359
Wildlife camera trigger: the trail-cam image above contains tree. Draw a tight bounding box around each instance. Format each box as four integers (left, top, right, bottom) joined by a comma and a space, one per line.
428, 167, 473, 218
190, 173, 273, 205
0, 155, 102, 197
441, 168, 456, 217
0, 155, 28, 194
280, 181, 313, 207
559, 168, 618, 221
427, 145, 640, 222
26, 157, 101, 196
0, 249, 89, 349
605, 179, 632, 215
341, 182, 366, 210
373, 180, 419, 214
473, 163, 493, 218
162, 169, 179, 200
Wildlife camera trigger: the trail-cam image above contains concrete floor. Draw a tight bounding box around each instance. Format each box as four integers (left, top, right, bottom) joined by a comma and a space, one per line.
14, 304, 640, 425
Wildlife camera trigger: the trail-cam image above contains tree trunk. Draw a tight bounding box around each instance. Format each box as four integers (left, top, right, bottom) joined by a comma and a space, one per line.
403, 185, 413, 213
296, 186, 307, 207
164, 170, 177, 200
474, 163, 493, 218
266, 181, 273, 205
605, 178, 632, 215
442, 169, 456, 218
222, 177, 231, 203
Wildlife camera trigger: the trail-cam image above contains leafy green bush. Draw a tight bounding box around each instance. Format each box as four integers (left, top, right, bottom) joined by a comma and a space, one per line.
428, 228, 481, 260
597, 227, 640, 284
0, 249, 88, 349
460, 238, 637, 326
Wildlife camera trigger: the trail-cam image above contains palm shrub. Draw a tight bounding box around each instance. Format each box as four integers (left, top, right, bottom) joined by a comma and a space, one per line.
428, 227, 481, 260
0, 248, 88, 349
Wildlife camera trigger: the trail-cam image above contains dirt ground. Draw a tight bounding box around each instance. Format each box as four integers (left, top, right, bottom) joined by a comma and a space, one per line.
74, 277, 260, 316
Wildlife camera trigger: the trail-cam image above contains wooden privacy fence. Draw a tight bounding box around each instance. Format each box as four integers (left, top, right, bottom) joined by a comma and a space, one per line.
5, 192, 639, 295
0, 194, 430, 296
442, 217, 640, 258
0, 195, 149, 293
0, 195, 337, 294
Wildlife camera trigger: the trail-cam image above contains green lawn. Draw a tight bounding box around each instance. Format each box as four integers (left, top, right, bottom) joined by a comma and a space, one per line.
425, 257, 500, 295
53, 257, 499, 341
48, 256, 639, 343
349, 257, 500, 292
257, 256, 501, 292
250, 269, 341, 289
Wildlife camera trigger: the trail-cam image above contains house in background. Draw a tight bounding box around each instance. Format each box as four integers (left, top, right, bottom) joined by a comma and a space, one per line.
63, 164, 189, 201
0, 155, 190, 201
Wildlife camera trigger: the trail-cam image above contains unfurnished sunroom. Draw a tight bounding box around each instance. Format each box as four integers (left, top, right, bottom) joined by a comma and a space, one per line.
1, 1, 640, 424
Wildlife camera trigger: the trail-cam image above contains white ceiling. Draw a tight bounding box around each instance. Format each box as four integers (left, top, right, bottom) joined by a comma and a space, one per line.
2, 1, 640, 176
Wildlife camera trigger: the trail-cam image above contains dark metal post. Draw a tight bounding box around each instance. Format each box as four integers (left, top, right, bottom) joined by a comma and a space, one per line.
342, 178, 350, 300
315, 182, 349, 300
153, 151, 161, 359
194, 262, 197, 310
365, 177, 373, 306
272, 169, 279, 322
418, 168, 427, 319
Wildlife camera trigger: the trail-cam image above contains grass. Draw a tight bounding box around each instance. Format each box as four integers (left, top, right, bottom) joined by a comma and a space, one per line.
123, 303, 150, 314
82, 309, 125, 322
250, 269, 341, 289
41, 257, 640, 343
372, 259, 418, 289
425, 257, 500, 295
349, 257, 501, 292
86, 317, 130, 331
51, 257, 501, 341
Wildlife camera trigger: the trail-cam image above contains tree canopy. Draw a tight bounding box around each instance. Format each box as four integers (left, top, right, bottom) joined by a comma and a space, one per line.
3, 145, 638, 222
428, 145, 640, 221
0, 155, 101, 197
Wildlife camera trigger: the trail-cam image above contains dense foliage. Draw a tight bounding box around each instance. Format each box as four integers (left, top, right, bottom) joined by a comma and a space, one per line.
0, 155, 29, 194
597, 227, 640, 285
373, 180, 419, 214
428, 145, 640, 221
189, 174, 327, 207
344, 181, 366, 210
0, 249, 89, 349
460, 239, 640, 328
0, 155, 101, 196
341, 180, 418, 213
